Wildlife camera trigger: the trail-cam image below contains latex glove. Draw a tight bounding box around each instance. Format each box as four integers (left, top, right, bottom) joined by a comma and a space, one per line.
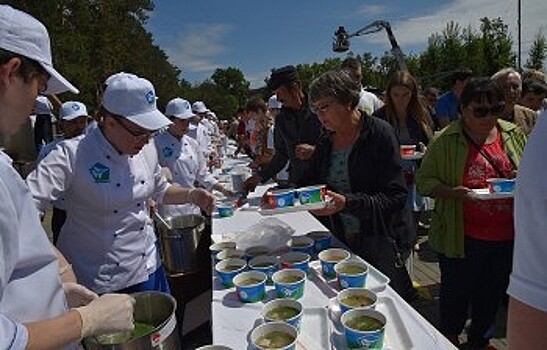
63, 282, 98, 308
75, 293, 135, 338
189, 188, 216, 215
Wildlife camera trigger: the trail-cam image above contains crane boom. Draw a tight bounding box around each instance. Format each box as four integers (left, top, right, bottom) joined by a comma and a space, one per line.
333, 20, 407, 71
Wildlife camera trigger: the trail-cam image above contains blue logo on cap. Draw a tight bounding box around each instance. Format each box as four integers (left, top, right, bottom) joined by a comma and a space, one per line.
146, 90, 155, 104
183, 101, 190, 110
71, 104, 80, 111
162, 146, 173, 158
89, 163, 110, 183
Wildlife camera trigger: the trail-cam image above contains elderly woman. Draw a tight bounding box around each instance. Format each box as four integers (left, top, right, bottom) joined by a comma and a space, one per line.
304, 70, 416, 300
416, 77, 527, 348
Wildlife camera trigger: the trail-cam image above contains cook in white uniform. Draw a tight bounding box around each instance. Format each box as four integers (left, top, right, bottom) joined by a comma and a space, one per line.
155, 98, 233, 218
0, 6, 133, 349
27, 74, 215, 295
188, 101, 214, 157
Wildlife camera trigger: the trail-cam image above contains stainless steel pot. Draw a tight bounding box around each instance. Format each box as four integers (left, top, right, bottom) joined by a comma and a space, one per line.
84, 292, 180, 349
155, 214, 205, 274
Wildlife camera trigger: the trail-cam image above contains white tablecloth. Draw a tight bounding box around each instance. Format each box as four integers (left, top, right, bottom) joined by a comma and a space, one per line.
211, 180, 456, 349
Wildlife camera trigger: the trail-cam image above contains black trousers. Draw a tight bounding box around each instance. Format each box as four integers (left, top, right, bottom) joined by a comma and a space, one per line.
438, 237, 513, 346
34, 114, 53, 152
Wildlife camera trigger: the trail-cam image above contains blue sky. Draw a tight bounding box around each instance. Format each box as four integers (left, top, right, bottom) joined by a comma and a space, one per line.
147, 0, 546, 88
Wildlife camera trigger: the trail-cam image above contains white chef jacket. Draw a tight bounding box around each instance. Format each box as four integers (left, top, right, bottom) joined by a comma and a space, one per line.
187, 122, 212, 157
37, 138, 66, 210
26, 125, 170, 293
0, 151, 75, 349
155, 132, 218, 218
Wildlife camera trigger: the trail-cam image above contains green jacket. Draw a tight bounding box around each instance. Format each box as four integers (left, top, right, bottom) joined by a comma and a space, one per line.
416, 119, 527, 258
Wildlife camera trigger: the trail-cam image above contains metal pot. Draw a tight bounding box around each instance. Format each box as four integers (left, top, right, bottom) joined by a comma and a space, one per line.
155, 214, 205, 274
84, 292, 180, 349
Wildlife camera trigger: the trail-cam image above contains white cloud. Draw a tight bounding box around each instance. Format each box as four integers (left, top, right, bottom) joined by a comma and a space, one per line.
356, 4, 386, 17
164, 23, 233, 77
354, 0, 547, 65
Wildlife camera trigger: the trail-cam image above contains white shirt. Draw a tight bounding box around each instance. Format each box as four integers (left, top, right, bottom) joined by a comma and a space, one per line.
187, 123, 212, 157
0, 151, 75, 349
26, 125, 170, 293
508, 110, 547, 312
155, 132, 217, 217
37, 138, 66, 210
358, 88, 384, 116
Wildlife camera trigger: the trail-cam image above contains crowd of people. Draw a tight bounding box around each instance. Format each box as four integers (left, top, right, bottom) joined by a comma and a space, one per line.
1, 4, 547, 350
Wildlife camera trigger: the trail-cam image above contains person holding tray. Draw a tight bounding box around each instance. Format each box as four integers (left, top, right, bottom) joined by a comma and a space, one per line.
416, 77, 527, 348
302, 69, 417, 301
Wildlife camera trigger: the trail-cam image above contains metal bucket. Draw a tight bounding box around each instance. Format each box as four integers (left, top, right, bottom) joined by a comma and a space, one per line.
156, 214, 205, 274
84, 292, 180, 349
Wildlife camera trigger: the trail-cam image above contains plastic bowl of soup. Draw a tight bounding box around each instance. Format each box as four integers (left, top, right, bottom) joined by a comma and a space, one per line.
233, 271, 267, 303
296, 185, 326, 205
262, 299, 303, 332
318, 248, 351, 279
280, 252, 311, 273
337, 288, 377, 314
217, 201, 235, 218
287, 236, 315, 255
249, 256, 279, 284
306, 231, 332, 254
400, 144, 416, 156
215, 249, 245, 264
214, 258, 247, 287
244, 245, 271, 261
272, 269, 306, 300
265, 189, 296, 209
250, 322, 298, 350
335, 260, 369, 289
486, 178, 516, 193
341, 309, 386, 349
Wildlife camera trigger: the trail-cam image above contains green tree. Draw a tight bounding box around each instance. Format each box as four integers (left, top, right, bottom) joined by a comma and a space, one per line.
479, 17, 516, 75
211, 67, 250, 106
525, 31, 547, 71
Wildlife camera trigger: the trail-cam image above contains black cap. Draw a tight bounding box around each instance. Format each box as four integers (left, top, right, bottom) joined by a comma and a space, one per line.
267, 65, 299, 90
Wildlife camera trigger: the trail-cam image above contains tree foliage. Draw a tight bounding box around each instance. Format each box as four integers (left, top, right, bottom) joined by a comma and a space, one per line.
525, 31, 547, 71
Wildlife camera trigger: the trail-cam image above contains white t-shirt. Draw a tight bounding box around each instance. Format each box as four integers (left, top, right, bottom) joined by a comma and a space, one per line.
358, 88, 383, 116
508, 110, 547, 312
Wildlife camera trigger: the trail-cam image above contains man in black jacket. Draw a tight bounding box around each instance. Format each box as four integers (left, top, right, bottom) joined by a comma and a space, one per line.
244, 65, 323, 191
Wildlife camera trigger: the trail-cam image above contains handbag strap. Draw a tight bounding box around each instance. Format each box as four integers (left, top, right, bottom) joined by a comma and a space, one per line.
462, 129, 513, 178
370, 196, 405, 268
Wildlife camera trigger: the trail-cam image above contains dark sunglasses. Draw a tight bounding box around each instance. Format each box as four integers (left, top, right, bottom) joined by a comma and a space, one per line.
469, 103, 505, 118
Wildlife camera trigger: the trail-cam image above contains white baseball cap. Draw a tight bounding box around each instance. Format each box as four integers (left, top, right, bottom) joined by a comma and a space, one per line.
35, 95, 53, 115
192, 101, 210, 114
268, 95, 282, 109
102, 74, 172, 131
165, 98, 194, 120
0, 5, 78, 94
60, 101, 88, 121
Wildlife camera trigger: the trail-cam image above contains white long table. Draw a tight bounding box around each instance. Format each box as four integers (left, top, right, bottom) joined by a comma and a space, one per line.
210, 182, 456, 350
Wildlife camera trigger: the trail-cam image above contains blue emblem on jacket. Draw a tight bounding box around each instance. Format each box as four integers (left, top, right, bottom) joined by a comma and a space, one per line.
89, 163, 110, 183
162, 146, 173, 158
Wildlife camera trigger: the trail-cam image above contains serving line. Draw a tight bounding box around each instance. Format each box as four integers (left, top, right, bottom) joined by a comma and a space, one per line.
211, 183, 457, 349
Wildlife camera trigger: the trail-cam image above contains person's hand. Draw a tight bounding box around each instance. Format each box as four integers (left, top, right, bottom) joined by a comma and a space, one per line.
243, 175, 262, 192
221, 187, 236, 197
189, 188, 216, 215
452, 186, 476, 201
75, 293, 135, 338
418, 142, 427, 153
295, 144, 315, 160
309, 190, 346, 216
63, 282, 98, 308
248, 161, 260, 171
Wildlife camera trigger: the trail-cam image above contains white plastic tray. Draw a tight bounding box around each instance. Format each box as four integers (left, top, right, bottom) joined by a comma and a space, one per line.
309, 258, 390, 293
239, 198, 331, 215
297, 308, 331, 350
471, 188, 514, 200
329, 296, 413, 350
402, 152, 424, 161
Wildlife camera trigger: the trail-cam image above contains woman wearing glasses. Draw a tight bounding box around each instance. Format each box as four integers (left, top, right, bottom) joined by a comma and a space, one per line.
303, 70, 416, 301
416, 77, 527, 349
26, 74, 215, 295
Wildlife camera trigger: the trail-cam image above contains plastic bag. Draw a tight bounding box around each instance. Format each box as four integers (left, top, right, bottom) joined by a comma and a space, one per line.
224, 217, 294, 252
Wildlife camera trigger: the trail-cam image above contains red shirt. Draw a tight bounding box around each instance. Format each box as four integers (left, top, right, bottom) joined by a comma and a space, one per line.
462, 130, 515, 241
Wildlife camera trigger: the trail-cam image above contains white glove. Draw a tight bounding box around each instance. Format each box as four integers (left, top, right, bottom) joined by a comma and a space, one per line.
63, 282, 98, 308
189, 188, 216, 215
75, 293, 135, 338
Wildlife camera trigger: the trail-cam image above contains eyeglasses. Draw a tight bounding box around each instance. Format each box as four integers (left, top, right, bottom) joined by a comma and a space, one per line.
112, 116, 160, 141
310, 101, 335, 115
468, 103, 505, 118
